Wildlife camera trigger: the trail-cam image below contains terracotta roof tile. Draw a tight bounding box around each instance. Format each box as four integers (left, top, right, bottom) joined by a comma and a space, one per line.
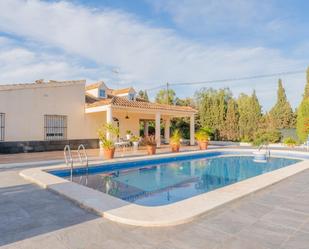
85, 82, 103, 90
86, 96, 197, 113
111, 87, 134, 95
0, 80, 85, 91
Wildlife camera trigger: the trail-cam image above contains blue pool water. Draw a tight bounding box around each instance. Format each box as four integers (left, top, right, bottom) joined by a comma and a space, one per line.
51, 153, 300, 206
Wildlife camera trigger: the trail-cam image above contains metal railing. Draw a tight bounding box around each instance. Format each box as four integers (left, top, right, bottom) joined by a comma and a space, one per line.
64, 145, 74, 181
258, 143, 271, 159
64, 144, 89, 182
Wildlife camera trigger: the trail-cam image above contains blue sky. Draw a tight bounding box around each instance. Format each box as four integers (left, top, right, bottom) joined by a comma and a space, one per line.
0, 0, 308, 110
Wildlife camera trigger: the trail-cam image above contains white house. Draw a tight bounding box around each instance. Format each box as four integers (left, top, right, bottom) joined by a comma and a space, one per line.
0, 80, 197, 153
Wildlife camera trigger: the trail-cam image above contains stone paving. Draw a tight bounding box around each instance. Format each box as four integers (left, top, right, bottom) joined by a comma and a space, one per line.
0, 145, 202, 165
1, 166, 309, 248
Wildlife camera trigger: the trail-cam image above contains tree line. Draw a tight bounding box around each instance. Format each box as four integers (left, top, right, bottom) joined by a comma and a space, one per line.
138, 67, 309, 143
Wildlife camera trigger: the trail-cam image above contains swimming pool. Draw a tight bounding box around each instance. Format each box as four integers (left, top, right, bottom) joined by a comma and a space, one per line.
50, 152, 300, 206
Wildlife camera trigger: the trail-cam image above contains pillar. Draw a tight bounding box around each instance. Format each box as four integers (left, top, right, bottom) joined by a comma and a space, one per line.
155, 112, 161, 147
106, 106, 113, 140
190, 114, 195, 146
144, 121, 149, 137
164, 117, 170, 144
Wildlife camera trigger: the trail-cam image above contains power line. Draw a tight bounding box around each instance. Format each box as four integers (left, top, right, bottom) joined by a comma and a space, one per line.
145, 69, 305, 91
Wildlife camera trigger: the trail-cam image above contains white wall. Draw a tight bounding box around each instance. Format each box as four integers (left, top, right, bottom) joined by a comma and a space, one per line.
113, 111, 140, 138
0, 82, 88, 141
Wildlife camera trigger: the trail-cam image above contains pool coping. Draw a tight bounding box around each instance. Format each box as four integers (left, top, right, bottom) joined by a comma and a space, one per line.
20, 148, 309, 227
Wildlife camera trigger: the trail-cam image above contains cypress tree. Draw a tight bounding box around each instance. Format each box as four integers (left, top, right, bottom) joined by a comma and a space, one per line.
297, 67, 309, 142
195, 88, 231, 140
305, 67, 309, 99
237, 91, 261, 141
222, 98, 239, 141
138, 90, 149, 101
269, 79, 295, 128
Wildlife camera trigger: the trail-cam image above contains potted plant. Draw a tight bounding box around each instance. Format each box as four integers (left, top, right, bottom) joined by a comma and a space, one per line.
170, 129, 182, 152
142, 136, 157, 155
98, 123, 120, 159
130, 135, 140, 150
195, 127, 210, 150
283, 137, 297, 148
126, 130, 132, 140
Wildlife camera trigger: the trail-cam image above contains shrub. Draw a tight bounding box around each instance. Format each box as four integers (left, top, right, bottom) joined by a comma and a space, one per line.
283, 137, 297, 147
253, 130, 281, 146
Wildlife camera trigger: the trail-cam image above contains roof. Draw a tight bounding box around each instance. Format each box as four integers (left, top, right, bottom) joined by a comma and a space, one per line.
111, 87, 134, 95
85, 92, 100, 104
0, 80, 85, 91
85, 81, 135, 96
85, 82, 104, 91
86, 95, 197, 113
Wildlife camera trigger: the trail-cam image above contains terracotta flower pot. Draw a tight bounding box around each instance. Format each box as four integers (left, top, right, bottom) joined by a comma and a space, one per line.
198, 141, 208, 150
171, 144, 180, 153
146, 145, 156, 155
104, 148, 115, 159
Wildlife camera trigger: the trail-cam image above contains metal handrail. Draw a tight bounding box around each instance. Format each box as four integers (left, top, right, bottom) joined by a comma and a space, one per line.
64, 145, 74, 181
77, 144, 88, 170
258, 143, 271, 159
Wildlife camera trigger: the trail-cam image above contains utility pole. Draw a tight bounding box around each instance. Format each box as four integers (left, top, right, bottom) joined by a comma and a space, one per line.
166, 82, 169, 105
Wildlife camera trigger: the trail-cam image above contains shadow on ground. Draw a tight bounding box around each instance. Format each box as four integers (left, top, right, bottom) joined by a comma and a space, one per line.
0, 183, 97, 246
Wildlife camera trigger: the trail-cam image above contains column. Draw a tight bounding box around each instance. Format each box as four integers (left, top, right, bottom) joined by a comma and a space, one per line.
155, 112, 161, 147
164, 117, 170, 144
144, 121, 149, 137
190, 114, 195, 146
106, 106, 113, 140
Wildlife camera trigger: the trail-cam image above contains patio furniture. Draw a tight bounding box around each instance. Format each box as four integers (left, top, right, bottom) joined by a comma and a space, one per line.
115, 139, 132, 156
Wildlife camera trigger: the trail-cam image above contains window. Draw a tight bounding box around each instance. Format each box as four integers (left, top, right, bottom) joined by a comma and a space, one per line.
0, 113, 5, 141
44, 115, 67, 140
128, 93, 135, 100
99, 89, 106, 98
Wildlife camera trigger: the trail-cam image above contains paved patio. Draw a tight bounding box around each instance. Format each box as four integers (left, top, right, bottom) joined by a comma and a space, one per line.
0, 145, 202, 165
1, 160, 309, 248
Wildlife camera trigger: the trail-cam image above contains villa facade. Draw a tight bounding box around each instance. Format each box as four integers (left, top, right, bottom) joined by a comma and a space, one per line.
0, 80, 197, 153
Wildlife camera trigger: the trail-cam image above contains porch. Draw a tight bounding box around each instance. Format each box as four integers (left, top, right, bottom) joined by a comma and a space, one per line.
85, 98, 197, 147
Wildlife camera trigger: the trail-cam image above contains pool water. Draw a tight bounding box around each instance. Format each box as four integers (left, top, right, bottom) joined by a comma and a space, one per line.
64, 155, 300, 206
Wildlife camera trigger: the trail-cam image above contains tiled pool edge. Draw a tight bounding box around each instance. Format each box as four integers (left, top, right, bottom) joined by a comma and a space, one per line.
20, 149, 309, 227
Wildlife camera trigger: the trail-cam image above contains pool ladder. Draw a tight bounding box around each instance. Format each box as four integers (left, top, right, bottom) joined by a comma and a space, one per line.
258, 144, 271, 158
64, 144, 89, 182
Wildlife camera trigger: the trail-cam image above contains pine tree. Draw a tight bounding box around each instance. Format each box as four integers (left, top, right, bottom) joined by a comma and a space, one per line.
155, 89, 176, 104
297, 68, 309, 142
269, 79, 295, 129
222, 98, 239, 141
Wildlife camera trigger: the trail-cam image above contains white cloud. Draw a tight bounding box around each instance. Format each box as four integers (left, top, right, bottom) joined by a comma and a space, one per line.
0, 0, 306, 110
0, 36, 106, 83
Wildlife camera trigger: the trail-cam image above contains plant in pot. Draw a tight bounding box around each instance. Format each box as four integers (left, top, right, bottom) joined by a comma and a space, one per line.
170, 129, 182, 152
130, 135, 140, 150
142, 136, 157, 155
98, 123, 120, 159
126, 130, 132, 140
195, 128, 210, 150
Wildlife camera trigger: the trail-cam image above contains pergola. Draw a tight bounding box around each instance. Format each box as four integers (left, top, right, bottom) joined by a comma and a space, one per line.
85, 96, 197, 147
